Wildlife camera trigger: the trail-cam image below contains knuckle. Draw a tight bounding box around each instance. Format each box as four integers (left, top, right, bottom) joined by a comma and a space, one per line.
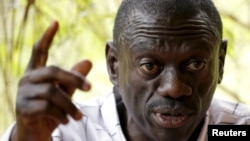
20, 70, 37, 84
18, 71, 34, 86
47, 65, 60, 74
18, 76, 28, 86
17, 98, 48, 116
47, 84, 58, 95
16, 93, 26, 110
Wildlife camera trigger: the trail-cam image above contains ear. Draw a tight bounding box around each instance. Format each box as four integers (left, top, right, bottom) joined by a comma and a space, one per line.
106, 41, 119, 86
218, 39, 228, 84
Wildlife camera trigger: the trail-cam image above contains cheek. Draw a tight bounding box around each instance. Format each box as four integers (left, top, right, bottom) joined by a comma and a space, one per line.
197, 76, 217, 98
194, 65, 218, 112
195, 59, 218, 95
117, 58, 141, 108
118, 60, 153, 120
118, 71, 147, 108
198, 79, 216, 108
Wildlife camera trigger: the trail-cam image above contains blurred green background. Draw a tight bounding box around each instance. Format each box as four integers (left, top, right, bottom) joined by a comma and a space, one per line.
0, 0, 250, 136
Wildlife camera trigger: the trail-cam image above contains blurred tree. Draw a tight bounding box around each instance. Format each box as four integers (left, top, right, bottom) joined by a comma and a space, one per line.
0, 0, 249, 136
0, 0, 121, 135
213, 0, 250, 104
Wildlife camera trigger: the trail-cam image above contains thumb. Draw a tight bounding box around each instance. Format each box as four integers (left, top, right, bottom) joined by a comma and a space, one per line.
71, 59, 92, 76
65, 60, 92, 95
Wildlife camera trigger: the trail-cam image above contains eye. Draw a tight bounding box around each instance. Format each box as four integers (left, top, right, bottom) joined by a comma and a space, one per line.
140, 63, 162, 75
186, 60, 206, 71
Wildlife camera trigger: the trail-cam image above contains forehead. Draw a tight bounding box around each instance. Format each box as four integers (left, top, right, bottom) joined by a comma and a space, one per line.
121, 10, 219, 50
129, 36, 214, 54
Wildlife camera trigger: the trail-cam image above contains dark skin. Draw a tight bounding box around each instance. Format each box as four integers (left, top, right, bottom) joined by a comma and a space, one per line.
10, 21, 92, 141
106, 11, 227, 141
10, 10, 227, 141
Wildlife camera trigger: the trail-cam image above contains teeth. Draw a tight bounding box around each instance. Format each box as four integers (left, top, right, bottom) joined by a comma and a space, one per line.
158, 113, 187, 121
172, 119, 179, 124
154, 112, 190, 128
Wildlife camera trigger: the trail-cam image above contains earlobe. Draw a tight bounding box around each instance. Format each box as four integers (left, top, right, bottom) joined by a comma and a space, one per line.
218, 39, 228, 84
106, 41, 119, 86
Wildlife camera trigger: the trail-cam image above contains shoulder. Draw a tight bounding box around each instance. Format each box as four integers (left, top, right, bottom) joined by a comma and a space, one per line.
208, 98, 250, 125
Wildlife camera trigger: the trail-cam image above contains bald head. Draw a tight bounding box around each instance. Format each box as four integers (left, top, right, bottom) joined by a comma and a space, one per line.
113, 0, 222, 48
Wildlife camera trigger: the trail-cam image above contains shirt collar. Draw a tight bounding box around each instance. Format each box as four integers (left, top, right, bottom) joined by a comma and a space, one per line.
197, 112, 209, 141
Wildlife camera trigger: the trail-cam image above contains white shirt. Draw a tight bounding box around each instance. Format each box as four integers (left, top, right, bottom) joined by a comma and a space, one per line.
1, 92, 250, 141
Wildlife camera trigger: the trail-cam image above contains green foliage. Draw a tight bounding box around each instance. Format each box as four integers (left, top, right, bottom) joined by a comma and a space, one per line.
0, 0, 121, 135
214, 0, 250, 103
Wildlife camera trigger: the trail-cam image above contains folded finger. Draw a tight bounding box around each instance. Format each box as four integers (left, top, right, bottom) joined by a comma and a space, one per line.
26, 66, 90, 93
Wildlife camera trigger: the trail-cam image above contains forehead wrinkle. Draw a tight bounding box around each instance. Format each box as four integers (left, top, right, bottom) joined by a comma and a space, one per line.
129, 36, 214, 57
128, 19, 216, 39
125, 19, 216, 52
125, 15, 216, 49
120, 11, 220, 47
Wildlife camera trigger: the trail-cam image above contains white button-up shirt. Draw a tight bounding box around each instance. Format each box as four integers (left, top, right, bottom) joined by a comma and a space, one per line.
1, 92, 250, 141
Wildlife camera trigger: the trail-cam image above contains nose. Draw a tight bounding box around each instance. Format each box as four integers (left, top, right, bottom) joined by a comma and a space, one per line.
157, 69, 192, 99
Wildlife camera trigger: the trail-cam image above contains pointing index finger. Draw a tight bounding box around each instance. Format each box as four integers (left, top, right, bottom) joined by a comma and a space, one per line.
26, 21, 59, 72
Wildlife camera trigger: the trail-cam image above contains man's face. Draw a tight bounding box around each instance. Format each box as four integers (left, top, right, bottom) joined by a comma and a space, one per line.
111, 11, 225, 141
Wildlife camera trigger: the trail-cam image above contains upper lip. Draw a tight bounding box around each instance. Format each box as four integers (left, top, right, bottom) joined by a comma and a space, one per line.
150, 105, 193, 116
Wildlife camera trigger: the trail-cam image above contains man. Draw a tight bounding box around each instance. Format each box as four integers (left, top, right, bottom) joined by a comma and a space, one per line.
1, 0, 250, 141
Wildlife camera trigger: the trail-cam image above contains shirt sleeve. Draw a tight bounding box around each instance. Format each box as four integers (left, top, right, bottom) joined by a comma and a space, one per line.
0, 122, 16, 141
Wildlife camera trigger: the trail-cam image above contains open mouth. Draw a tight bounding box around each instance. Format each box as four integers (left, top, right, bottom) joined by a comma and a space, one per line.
150, 105, 193, 128
153, 112, 192, 128
148, 101, 194, 128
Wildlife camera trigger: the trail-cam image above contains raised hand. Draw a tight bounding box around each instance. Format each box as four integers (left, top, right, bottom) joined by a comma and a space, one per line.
10, 21, 92, 141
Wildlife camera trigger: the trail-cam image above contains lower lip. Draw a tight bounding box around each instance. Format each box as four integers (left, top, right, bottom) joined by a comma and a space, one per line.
153, 113, 191, 128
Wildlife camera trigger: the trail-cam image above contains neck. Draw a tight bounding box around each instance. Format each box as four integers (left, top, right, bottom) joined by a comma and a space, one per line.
187, 118, 205, 141
114, 87, 129, 139
114, 87, 155, 141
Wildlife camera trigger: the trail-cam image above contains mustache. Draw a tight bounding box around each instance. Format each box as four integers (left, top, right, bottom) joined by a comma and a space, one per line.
147, 99, 193, 115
